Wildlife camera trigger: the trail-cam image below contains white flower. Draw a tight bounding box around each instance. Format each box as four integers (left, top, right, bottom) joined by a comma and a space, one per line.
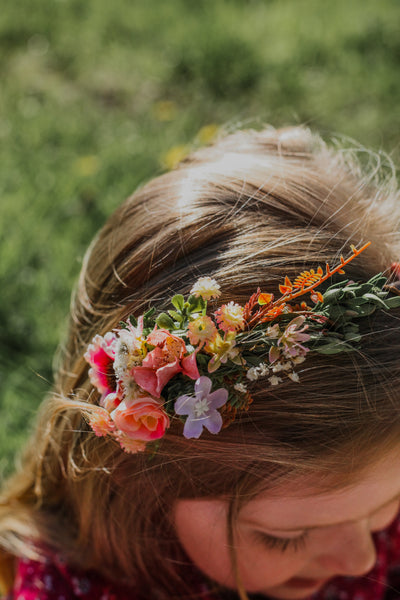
247, 367, 259, 381
287, 371, 300, 383
246, 362, 270, 381
234, 382, 247, 394
269, 375, 282, 386
292, 355, 306, 365
272, 362, 286, 373
259, 363, 270, 376
191, 277, 221, 301
114, 327, 146, 379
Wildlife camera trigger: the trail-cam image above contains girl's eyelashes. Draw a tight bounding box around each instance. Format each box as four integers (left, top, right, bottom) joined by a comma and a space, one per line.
253, 530, 309, 553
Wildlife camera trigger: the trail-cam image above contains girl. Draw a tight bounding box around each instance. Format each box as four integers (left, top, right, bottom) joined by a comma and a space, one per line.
2, 125, 400, 600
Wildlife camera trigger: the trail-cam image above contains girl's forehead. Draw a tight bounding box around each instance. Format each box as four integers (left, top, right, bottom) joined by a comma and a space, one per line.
241, 446, 400, 531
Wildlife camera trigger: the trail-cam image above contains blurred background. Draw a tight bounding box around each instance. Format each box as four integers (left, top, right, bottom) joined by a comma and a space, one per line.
1, 0, 400, 477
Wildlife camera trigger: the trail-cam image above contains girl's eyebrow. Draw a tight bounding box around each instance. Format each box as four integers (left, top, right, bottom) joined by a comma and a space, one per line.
242, 491, 400, 533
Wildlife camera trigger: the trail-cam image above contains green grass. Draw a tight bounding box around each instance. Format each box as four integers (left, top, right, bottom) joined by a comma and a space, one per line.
1, 0, 400, 477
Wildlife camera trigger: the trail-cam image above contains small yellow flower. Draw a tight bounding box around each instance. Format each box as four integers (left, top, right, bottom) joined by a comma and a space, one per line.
215, 302, 244, 332
152, 100, 177, 122
206, 331, 242, 373
75, 155, 100, 177
190, 277, 221, 301
188, 316, 217, 345
197, 123, 219, 144
162, 145, 189, 170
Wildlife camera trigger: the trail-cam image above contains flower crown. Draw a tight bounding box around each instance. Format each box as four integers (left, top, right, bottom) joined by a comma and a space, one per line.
84, 243, 400, 453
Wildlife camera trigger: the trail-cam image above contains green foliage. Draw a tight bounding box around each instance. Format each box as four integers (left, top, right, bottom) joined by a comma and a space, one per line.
310, 275, 400, 354
156, 293, 206, 330
2, 0, 400, 475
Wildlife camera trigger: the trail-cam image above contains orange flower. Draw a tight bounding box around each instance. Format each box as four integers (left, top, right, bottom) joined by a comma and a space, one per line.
214, 302, 245, 332
111, 396, 170, 442
89, 408, 115, 437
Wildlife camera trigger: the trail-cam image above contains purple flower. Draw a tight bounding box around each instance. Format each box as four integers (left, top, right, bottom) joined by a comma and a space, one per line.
174, 376, 228, 439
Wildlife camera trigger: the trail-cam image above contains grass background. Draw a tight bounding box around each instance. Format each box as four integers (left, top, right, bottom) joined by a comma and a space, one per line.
1, 0, 400, 477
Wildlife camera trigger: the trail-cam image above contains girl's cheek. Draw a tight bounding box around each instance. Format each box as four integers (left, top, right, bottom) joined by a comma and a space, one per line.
173, 499, 237, 588
233, 528, 309, 592
369, 500, 400, 532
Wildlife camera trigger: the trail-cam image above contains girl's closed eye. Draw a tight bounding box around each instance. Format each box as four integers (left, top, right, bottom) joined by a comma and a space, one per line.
253, 530, 309, 553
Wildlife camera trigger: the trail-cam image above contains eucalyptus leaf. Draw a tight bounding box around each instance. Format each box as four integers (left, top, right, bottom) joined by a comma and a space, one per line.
315, 342, 351, 355
345, 297, 369, 308
363, 293, 388, 308
355, 303, 377, 317
384, 296, 400, 308
320, 288, 345, 304
326, 306, 346, 321
341, 289, 357, 299
344, 332, 361, 342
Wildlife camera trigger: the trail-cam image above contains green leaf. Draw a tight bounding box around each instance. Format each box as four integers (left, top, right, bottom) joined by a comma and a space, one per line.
188, 294, 205, 311
171, 294, 184, 310
320, 288, 345, 304
355, 303, 377, 316
326, 306, 346, 321
384, 296, 400, 308
143, 307, 156, 320
315, 342, 351, 355
168, 309, 183, 322
344, 332, 361, 342
363, 293, 388, 308
345, 297, 369, 308
156, 313, 175, 329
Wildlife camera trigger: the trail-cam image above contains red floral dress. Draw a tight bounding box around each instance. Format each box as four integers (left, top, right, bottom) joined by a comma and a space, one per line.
4, 516, 400, 600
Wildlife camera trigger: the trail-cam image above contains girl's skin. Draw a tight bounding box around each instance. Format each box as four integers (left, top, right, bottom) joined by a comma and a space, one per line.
174, 447, 400, 599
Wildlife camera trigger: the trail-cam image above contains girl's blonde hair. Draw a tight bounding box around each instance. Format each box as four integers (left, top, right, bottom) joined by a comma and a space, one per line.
2, 126, 400, 599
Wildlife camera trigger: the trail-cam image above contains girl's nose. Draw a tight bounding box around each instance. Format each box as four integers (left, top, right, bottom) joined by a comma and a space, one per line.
316, 520, 377, 577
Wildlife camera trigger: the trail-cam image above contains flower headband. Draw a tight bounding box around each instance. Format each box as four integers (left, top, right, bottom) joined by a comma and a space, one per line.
84, 243, 400, 453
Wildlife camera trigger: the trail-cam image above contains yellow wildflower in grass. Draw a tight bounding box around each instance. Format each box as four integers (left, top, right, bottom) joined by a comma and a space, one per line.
152, 100, 177, 122
75, 155, 100, 177
188, 315, 217, 346
206, 331, 242, 373
215, 301, 245, 332
197, 123, 219, 145
161, 145, 189, 170
190, 277, 221, 301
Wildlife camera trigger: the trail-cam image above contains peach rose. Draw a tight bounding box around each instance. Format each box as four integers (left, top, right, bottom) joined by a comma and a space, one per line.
111, 396, 169, 441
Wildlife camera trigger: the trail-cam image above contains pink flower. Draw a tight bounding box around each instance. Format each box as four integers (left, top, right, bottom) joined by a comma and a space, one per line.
89, 408, 115, 437
84, 332, 117, 396
133, 329, 199, 397
268, 316, 311, 364
111, 396, 170, 441
101, 391, 121, 412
